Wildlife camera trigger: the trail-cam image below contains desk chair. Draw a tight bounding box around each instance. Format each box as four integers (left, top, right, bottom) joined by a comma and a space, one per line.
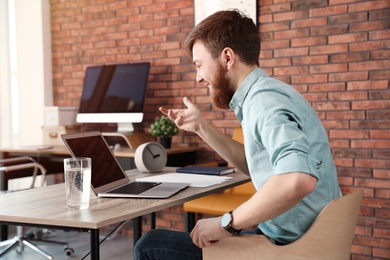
203, 189, 363, 260
183, 128, 256, 231
0, 156, 73, 259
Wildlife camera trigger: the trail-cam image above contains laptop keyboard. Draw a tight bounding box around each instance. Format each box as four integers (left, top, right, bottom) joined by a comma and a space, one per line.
107, 182, 162, 195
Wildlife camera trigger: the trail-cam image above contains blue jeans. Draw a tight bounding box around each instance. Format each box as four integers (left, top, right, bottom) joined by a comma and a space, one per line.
133, 228, 265, 260
133, 229, 202, 260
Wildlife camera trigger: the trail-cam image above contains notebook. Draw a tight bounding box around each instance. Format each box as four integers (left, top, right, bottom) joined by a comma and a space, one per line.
61, 131, 189, 198
176, 165, 235, 175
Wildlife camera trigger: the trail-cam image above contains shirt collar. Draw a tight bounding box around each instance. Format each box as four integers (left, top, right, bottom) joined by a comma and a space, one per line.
230, 68, 268, 121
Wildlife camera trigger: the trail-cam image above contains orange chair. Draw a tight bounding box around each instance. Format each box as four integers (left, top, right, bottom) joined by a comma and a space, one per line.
183, 128, 256, 231
203, 189, 363, 260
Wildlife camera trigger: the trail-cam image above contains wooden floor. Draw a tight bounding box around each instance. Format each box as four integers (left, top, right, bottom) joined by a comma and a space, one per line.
0, 226, 134, 260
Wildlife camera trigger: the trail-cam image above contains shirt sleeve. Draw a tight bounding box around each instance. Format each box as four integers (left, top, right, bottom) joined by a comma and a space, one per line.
247, 87, 320, 179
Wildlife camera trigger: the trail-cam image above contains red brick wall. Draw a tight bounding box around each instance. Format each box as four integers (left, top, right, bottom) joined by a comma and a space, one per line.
50, 0, 390, 258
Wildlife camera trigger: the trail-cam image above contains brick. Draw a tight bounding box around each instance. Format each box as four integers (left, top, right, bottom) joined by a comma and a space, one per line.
291, 17, 327, 28
311, 24, 349, 36
349, 0, 390, 12
260, 57, 291, 67
259, 14, 272, 24
292, 0, 328, 10
259, 3, 291, 14
330, 130, 369, 139
291, 36, 327, 47
260, 22, 290, 32
310, 44, 348, 55
371, 130, 390, 139
328, 12, 368, 25
274, 66, 309, 75
309, 82, 346, 92
370, 30, 390, 41
371, 69, 390, 80
347, 80, 388, 91
350, 244, 372, 257
273, 10, 308, 22
373, 169, 390, 179
338, 176, 354, 186
328, 91, 368, 101
275, 47, 309, 57
376, 188, 390, 199
309, 5, 348, 17
261, 40, 290, 49
371, 50, 390, 60
291, 74, 327, 84
337, 167, 372, 177
293, 55, 328, 65
330, 52, 370, 63
312, 101, 351, 111
323, 118, 348, 130
373, 247, 390, 259
370, 8, 390, 21
334, 158, 354, 167
329, 71, 369, 82
302, 92, 327, 102
352, 100, 390, 110
329, 32, 368, 44
350, 120, 390, 129
351, 20, 390, 32
326, 111, 366, 120
350, 60, 390, 71
351, 157, 390, 168
310, 63, 347, 74
274, 29, 310, 40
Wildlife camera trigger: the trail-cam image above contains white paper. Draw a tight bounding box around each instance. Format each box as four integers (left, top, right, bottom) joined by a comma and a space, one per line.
136, 173, 232, 187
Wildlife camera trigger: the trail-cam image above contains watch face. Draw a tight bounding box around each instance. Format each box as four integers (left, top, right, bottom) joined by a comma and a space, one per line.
138, 142, 167, 173
221, 212, 232, 228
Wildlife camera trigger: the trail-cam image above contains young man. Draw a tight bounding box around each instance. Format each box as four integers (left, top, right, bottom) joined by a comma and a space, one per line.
134, 9, 341, 260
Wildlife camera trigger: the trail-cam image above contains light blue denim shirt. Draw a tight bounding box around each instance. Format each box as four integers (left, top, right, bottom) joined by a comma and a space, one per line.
230, 68, 342, 244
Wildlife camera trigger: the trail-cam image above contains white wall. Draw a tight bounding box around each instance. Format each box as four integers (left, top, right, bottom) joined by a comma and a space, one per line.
0, 0, 12, 147
0, 0, 53, 147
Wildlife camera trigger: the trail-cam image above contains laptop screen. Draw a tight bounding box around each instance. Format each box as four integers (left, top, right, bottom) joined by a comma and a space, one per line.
63, 133, 127, 188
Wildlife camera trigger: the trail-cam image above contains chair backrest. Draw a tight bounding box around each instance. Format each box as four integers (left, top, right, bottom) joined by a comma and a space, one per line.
0, 156, 47, 191
281, 189, 363, 259
225, 128, 256, 195
203, 189, 364, 260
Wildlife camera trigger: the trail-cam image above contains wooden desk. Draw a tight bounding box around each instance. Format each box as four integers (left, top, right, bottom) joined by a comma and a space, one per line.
0, 145, 202, 190
0, 168, 250, 259
0, 145, 201, 244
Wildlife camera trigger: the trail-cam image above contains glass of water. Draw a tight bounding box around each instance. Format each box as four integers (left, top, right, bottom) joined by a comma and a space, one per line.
64, 157, 91, 210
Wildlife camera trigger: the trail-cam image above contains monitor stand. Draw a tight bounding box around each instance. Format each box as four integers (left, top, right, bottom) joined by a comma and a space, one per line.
117, 122, 135, 133
102, 131, 150, 149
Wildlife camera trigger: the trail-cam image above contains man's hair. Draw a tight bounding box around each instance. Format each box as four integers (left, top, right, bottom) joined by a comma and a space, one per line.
185, 9, 260, 66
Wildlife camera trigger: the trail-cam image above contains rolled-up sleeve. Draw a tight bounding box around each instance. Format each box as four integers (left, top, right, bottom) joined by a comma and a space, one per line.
248, 87, 320, 179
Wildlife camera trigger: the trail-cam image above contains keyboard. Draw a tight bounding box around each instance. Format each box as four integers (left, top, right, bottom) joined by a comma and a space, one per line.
107, 182, 161, 195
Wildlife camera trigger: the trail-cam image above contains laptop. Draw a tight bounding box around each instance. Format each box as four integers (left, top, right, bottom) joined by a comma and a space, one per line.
61, 131, 189, 198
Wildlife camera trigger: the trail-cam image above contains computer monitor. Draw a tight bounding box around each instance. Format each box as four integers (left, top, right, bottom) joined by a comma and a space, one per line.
76, 62, 150, 132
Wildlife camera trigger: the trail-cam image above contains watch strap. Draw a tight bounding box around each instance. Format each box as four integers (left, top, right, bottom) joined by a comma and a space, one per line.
224, 211, 242, 235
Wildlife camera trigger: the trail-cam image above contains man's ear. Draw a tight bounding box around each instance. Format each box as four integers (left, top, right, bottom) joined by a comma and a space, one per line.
221, 47, 234, 70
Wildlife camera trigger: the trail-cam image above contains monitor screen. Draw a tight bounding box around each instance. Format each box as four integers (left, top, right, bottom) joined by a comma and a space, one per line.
76, 62, 150, 132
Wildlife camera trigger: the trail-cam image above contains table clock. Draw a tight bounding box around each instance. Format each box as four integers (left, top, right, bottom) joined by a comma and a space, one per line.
135, 142, 167, 173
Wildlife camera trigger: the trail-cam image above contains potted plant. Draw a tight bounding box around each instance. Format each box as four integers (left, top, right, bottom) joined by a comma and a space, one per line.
150, 115, 179, 148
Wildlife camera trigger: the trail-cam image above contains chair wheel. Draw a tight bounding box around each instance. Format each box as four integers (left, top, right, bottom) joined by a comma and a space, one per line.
64, 247, 74, 257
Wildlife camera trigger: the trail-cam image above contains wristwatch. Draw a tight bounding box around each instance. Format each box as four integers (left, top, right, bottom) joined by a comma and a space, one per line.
220, 211, 242, 235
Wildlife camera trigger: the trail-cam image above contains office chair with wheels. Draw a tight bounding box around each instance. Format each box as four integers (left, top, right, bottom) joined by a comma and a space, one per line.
0, 156, 74, 259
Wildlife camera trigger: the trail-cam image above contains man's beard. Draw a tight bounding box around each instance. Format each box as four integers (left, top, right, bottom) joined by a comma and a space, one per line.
211, 63, 234, 110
